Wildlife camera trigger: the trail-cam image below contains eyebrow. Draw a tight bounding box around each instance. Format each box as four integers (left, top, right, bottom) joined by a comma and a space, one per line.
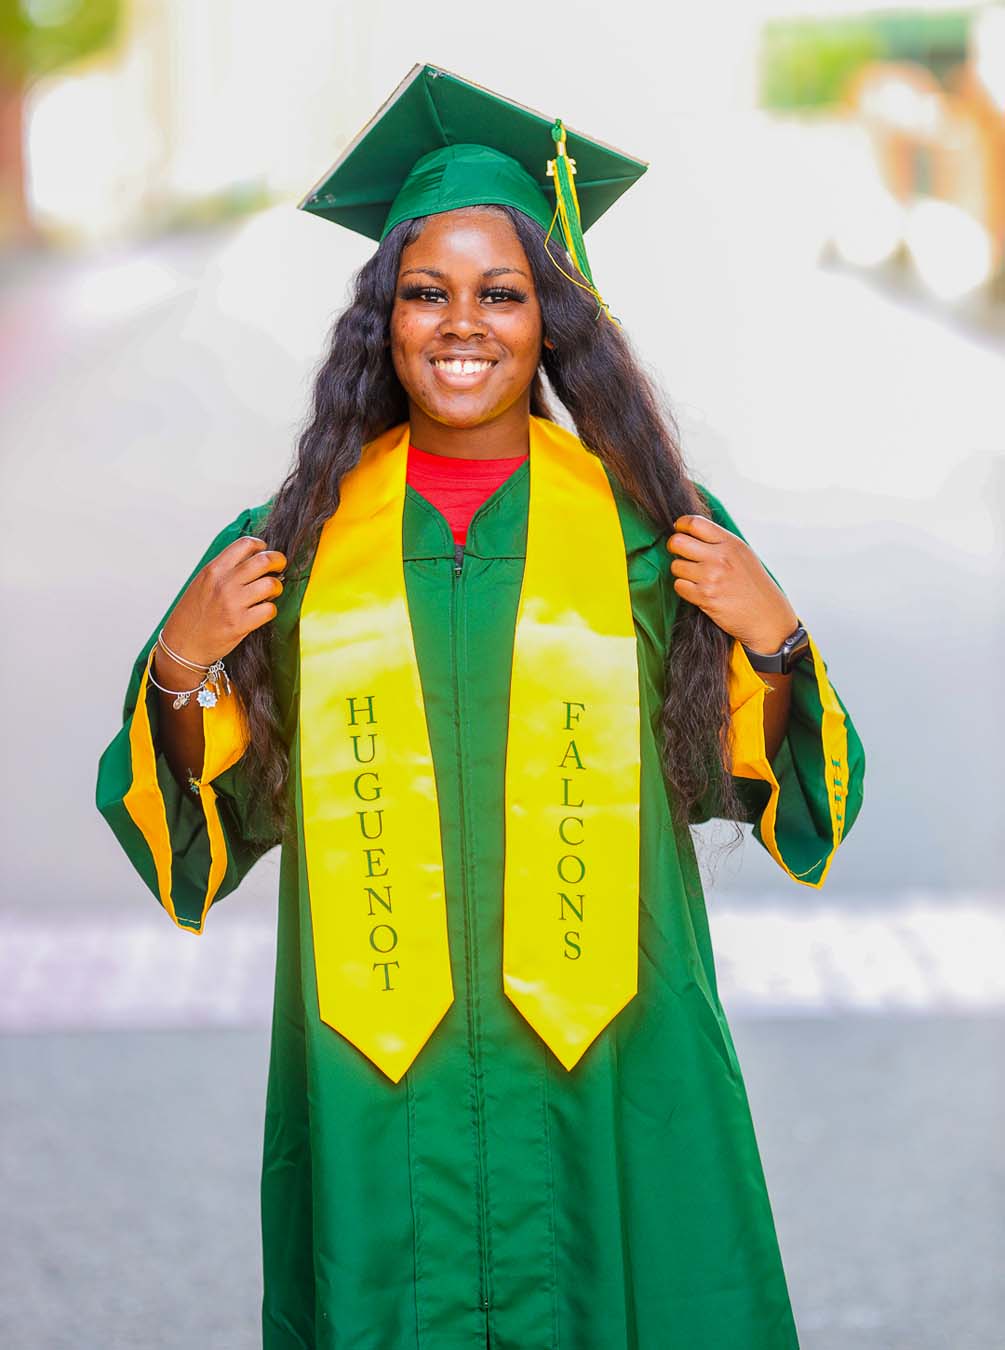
399, 266, 530, 280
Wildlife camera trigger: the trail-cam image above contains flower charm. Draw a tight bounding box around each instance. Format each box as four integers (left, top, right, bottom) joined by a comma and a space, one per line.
197, 684, 219, 708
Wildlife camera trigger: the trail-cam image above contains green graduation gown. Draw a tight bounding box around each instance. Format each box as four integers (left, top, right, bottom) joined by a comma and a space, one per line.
96, 453, 865, 1349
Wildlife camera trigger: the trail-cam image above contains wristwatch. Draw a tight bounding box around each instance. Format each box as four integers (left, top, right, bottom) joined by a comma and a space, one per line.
741, 622, 810, 674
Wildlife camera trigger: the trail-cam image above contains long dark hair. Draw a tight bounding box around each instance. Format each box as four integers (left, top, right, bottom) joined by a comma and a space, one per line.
228, 204, 744, 846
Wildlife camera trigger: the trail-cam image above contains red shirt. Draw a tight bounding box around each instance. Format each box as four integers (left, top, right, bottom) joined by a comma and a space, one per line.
406, 442, 528, 546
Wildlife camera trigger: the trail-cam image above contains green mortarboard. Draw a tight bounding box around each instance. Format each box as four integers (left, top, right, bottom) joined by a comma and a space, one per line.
297, 63, 648, 320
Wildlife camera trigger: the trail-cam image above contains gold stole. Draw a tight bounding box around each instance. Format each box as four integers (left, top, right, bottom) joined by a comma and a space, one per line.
299, 417, 641, 1083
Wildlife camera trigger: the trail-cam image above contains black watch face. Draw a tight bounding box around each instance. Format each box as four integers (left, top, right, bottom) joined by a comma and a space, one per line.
784, 629, 810, 668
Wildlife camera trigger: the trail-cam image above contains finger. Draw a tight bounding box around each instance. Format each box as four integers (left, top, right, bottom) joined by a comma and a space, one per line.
234, 549, 288, 583
666, 531, 716, 562
217, 535, 272, 567
672, 576, 704, 605
242, 574, 284, 606
243, 600, 279, 632
668, 557, 703, 584
673, 514, 728, 543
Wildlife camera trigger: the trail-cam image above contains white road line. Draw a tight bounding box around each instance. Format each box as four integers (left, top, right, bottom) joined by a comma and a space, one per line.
1, 898, 1002, 1031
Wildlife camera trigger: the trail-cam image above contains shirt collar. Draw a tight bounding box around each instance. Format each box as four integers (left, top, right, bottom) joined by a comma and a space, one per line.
403, 459, 662, 561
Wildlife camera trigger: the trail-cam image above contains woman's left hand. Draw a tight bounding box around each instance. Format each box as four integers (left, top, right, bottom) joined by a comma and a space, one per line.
667, 514, 799, 653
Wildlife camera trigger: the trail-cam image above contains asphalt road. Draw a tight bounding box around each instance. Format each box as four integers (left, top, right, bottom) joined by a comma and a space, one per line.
2, 1016, 1001, 1350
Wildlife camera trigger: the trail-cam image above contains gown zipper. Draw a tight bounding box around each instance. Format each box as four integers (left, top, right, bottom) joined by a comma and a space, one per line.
450, 540, 493, 1335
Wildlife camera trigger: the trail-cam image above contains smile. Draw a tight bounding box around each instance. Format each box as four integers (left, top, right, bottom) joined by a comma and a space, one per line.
430, 358, 497, 378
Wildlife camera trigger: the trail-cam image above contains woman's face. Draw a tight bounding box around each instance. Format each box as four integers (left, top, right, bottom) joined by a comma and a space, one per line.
389, 208, 545, 431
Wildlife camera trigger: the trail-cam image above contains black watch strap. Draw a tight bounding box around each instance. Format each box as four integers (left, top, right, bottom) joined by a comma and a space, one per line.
741, 623, 810, 674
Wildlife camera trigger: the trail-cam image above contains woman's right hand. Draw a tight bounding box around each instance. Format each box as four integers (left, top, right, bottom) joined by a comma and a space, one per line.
159, 535, 287, 672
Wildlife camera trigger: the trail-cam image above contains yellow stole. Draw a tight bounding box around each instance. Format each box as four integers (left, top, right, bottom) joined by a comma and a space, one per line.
299, 417, 641, 1083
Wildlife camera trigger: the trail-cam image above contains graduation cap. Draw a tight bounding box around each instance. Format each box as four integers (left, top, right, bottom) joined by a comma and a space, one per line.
297, 62, 648, 322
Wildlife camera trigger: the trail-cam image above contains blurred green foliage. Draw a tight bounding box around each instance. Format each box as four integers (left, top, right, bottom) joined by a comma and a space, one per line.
155, 182, 279, 236
0, 0, 121, 85
759, 9, 972, 110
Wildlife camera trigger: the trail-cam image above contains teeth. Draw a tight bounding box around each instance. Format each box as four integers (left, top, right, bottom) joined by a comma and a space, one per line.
432, 359, 494, 374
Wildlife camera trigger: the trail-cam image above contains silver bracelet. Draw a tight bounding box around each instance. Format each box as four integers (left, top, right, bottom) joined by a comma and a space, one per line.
148, 653, 231, 710
158, 628, 216, 674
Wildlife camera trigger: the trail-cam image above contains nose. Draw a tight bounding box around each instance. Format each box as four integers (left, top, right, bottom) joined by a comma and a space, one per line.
437, 293, 487, 342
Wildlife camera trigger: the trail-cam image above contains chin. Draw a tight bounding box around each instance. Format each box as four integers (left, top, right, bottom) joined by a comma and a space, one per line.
414, 392, 502, 428
429, 405, 498, 428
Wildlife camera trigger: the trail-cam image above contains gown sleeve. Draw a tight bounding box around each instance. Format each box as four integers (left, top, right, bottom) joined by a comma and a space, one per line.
686, 486, 866, 888
95, 507, 278, 933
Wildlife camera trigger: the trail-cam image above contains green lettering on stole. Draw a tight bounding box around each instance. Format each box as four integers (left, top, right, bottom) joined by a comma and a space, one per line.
369, 923, 398, 954
558, 739, 584, 770
364, 886, 393, 917
356, 810, 384, 840
351, 732, 377, 762
372, 960, 400, 991
563, 701, 586, 730
559, 816, 583, 845
346, 694, 376, 726
353, 771, 382, 800
363, 847, 387, 877
558, 892, 584, 921
344, 696, 405, 994
557, 854, 586, 883
556, 700, 587, 961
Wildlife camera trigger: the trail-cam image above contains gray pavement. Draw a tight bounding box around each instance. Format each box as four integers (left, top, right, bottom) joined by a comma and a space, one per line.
2, 1016, 1002, 1350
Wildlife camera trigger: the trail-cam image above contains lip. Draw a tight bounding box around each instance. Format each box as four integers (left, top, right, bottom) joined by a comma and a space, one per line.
428, 354, 499, 389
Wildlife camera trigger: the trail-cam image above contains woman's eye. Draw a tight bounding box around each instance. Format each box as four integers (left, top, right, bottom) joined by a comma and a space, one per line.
398, 284, 528, 304
402, 286, 446, 302
483, 288, 527, 303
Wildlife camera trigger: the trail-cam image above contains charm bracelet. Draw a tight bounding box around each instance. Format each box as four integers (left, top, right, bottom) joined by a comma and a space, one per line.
147, 629, 232, 711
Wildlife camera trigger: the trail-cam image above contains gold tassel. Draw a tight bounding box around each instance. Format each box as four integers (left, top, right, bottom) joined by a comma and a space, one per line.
546, 120, 620, 326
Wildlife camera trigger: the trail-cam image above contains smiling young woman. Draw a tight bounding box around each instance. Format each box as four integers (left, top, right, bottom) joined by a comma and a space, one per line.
96, 64, 865, 1350
389, 209, 549, 454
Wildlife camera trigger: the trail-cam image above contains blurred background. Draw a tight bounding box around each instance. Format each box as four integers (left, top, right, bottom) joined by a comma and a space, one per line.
1, 1, 1002, 1347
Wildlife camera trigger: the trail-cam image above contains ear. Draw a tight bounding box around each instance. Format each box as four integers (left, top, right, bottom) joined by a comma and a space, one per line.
543, 336, 556, 351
